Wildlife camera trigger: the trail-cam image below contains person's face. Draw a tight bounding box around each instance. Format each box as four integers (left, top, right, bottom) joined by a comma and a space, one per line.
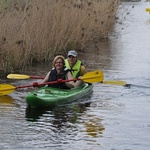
68, 55, 77, 66
55, 58, 64, 70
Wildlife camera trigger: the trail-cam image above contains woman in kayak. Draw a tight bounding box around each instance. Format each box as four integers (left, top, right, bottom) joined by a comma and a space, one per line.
40, 55, 83, 89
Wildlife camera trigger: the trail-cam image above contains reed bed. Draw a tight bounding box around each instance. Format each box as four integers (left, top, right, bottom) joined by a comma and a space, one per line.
0, 0, 120, 74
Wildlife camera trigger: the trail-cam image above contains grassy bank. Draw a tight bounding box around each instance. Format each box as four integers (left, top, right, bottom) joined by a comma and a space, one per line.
0, 0, 120, 75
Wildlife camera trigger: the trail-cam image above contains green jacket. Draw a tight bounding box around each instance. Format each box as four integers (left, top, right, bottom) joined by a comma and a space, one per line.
65, 59, 81, 78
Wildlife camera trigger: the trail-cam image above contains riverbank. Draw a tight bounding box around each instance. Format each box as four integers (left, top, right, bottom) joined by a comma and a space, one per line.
0, 0, 120, 75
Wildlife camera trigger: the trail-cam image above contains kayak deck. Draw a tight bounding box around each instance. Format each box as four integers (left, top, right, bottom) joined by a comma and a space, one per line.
26, 83, 93, 108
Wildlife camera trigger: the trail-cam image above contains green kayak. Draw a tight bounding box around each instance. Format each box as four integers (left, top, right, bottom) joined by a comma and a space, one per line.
26, 83, 93, 108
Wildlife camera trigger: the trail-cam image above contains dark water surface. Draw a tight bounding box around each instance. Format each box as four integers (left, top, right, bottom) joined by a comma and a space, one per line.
0, 1, 150, 150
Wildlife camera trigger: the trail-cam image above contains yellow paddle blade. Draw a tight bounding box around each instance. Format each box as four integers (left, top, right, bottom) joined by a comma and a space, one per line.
81, 70, 104, 83
103, 80, 127, 86
146, 8, 150, 12
0, 84, 15, 96
7, 74, 30, 79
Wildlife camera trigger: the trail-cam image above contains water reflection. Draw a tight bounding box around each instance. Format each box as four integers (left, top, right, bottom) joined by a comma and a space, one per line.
0, 95, 14, 105
79, 38, 113, 71
25, 102, 90, 123
0, 95, 14, 115
25, 102, 105, 140
84, 117, 105, 138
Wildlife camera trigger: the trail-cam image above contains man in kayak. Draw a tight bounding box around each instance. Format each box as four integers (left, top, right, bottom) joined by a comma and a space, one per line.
37, 55, 83, 89
65, 50, 87, 78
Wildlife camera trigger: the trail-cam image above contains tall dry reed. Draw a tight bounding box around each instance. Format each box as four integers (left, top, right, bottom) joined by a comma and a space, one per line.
0, 0, 120, 74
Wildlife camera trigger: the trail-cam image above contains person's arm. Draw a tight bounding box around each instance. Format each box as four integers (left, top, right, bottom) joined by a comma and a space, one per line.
73, 76, 83, 87
66, 71, 83, 88
65, 71, 74, 88
33, 71, 50, 87
41, 71, 50, 83
80, 65, 87, 76
72, 65, 87, 87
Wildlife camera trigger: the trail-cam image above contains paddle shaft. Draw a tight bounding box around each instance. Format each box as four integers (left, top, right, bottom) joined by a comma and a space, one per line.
0, 78, 83, 96
16, 78, 82, 89
29, 76, 44, 79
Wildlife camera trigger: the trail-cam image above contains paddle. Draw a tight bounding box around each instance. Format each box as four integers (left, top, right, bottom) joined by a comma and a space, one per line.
7, 72, 127, 86
7, 69, 78, 79
102, 80, 127, 86
146, 8, 150, 12
7, 74, 44, 79
0, 70, 104, 96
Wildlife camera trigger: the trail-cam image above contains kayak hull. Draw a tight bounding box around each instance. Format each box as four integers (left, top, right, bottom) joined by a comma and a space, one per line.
26, 83, 93, 108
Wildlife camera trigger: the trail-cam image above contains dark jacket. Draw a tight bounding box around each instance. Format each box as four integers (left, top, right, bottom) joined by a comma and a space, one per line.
48, 67, 70, 89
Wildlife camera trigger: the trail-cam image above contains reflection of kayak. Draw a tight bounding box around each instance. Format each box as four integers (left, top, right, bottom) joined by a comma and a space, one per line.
26, 83, 93, 108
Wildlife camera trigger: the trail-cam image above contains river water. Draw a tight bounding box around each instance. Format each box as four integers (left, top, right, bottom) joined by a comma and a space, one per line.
0, 1, 150, 150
